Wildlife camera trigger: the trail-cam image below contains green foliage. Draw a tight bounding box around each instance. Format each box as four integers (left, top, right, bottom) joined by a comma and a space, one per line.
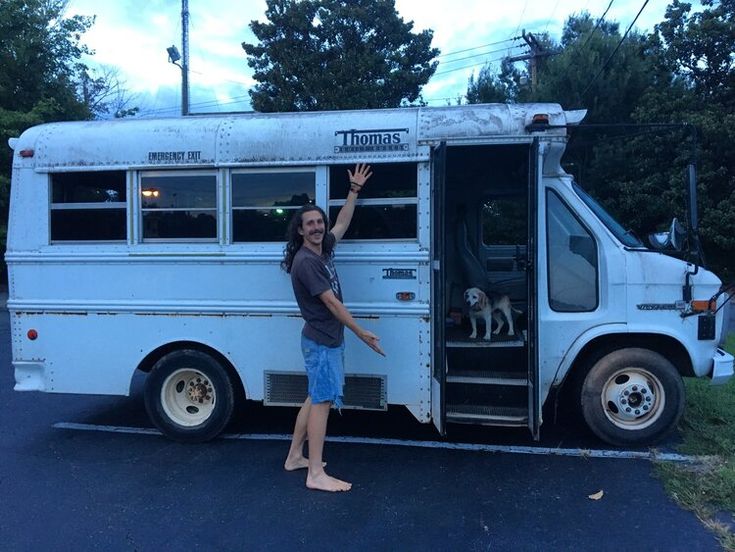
466, 3, 735, 280
466, 59, 522, 104
0, 1, 110, 284
655, 338, 735, 547
0, 0, 94, 116
242, 0, 439, 112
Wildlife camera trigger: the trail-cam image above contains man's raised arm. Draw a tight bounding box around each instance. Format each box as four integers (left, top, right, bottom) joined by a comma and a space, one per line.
330, 163, 372, 242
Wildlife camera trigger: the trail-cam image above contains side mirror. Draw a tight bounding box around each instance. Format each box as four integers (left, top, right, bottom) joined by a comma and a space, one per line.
648, 218, 686, 251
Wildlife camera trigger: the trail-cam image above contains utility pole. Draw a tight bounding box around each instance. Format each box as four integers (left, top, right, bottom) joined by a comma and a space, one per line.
166, 1, 190, 116
506, 31, 556, 91
181, 0, 190, 116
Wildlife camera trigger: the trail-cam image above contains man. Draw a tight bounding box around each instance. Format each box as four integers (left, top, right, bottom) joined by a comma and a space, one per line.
281, 163, 385, 492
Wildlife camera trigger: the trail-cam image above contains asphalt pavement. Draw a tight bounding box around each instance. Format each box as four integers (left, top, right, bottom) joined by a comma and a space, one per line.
0, 294, 725, 551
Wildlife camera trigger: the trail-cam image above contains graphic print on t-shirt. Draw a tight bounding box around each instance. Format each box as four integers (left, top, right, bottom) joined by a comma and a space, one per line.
324, 257, 341, 299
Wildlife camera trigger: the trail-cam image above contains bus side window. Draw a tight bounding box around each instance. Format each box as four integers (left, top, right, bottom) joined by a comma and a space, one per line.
140, 171, 217, 241
50, 171, 127, 242
546, 189, 599, 312
232, 170, 315, 242
328, 163, 418, 240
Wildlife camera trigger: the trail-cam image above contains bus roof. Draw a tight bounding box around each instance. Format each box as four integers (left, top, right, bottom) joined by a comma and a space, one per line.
13, 103, 585, 172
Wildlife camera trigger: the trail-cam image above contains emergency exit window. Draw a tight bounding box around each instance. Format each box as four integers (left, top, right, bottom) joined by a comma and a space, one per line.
140, 171, 217, 241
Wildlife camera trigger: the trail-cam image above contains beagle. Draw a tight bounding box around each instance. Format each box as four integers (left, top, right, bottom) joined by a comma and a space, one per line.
463, 287, 519, 341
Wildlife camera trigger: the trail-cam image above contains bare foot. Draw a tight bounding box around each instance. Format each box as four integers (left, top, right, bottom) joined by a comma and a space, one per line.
284, 456, 326, 471
306, 471, 352, 492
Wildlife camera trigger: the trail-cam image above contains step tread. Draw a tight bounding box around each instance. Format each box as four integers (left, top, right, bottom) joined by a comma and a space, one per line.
446, 404, 529, 426
447, 370, 529, 386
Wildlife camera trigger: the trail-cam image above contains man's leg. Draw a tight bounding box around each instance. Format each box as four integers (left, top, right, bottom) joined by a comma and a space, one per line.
305, 401, 351, 492
284, 396, 312, 471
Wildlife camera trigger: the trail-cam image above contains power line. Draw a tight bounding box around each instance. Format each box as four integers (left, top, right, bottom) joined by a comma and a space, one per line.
543, 0, 562, 33
580, 0, 615, 49
437, 43, 524, 67
136, 93, 251, 117
513, 0, 530, 37
580, 0, 650, 98
434, 54, 510, 77
188, 67, 252, 87
437, 37, 522, 59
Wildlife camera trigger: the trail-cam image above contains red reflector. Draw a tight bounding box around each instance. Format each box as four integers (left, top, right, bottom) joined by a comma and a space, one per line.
19, 149, 34, 158
396, 292, 415, 301
27, 329, 38, 340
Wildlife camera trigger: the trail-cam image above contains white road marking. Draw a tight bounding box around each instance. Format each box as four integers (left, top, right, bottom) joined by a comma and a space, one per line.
53, 421, 699, 463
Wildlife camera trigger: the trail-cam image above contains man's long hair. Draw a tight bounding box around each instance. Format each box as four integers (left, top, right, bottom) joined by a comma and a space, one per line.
281, 204, 334, 273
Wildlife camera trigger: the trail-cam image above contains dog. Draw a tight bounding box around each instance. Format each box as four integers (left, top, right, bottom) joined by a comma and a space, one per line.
464, 287, 520, 341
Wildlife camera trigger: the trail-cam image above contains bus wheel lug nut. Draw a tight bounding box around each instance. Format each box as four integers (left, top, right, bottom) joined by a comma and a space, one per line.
626, 407, 632, 412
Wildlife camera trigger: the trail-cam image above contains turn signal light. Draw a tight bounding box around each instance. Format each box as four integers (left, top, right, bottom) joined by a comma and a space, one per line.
19, 149, 34, 158
526, 114, 550, 132
396, 292, 415, 301
690, 300, 716, 312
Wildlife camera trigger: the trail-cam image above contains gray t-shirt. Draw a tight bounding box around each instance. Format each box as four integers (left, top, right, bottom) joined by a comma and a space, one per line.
291, 236, 344, 347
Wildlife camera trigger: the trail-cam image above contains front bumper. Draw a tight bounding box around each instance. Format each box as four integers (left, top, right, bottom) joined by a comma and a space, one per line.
710, 348, 734, 385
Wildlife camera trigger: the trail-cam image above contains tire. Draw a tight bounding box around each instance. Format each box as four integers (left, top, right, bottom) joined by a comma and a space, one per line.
580, 348, 684, 447
144, 349, 235, 443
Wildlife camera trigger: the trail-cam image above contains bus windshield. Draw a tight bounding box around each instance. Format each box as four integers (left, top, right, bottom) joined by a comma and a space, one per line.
572, 182, 644, 248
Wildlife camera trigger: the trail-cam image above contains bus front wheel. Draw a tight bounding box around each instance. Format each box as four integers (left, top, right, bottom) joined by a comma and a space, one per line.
144, 349, 235, 443
580, 348, 684, 447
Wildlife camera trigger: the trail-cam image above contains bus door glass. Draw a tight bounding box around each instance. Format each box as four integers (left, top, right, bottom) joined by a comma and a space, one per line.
431, 142, 447, 434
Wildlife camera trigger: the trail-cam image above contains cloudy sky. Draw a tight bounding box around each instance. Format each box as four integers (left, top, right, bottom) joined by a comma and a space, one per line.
65, 0, 692, 117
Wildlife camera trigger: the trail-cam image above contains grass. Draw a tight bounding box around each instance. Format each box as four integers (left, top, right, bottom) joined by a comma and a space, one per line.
656, 333, 735, 550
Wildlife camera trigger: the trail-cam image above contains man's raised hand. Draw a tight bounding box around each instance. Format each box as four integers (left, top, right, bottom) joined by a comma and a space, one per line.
347, 163, 373, 190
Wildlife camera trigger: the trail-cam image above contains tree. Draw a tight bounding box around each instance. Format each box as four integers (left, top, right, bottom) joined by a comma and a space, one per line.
648, 0, 735, 277
79, 65, 140, 119
242, 0, 439, 112
0, 0, 94, 118
465, 4, 735, 279
466, 58, 523, 104
0, 0, 128, 282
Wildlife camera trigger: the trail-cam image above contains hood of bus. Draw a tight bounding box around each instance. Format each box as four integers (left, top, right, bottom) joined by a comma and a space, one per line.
625, 250, 726, 347
626, 251, 721, 297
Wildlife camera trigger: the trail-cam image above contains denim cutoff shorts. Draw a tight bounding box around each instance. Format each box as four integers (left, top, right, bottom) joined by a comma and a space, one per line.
301, 335, 345, 409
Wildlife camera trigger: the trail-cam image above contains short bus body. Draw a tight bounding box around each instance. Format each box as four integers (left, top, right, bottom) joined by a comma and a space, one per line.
7, 103, 733, 445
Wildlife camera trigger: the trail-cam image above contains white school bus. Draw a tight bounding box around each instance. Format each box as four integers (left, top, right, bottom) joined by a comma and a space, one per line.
6, 103, 733, 446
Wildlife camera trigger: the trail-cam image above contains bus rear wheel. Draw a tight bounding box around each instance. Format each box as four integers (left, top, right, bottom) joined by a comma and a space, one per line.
144, 349, 235, 443
580, 348, 684, 447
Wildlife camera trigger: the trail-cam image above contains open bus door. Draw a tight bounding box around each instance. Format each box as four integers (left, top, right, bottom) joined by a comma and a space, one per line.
528, 138, 542, 439
431, 142, 447, 434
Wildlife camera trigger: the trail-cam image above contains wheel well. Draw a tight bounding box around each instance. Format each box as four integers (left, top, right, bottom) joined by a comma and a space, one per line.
563, 333, 694, 391
136, 341, 246, 400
